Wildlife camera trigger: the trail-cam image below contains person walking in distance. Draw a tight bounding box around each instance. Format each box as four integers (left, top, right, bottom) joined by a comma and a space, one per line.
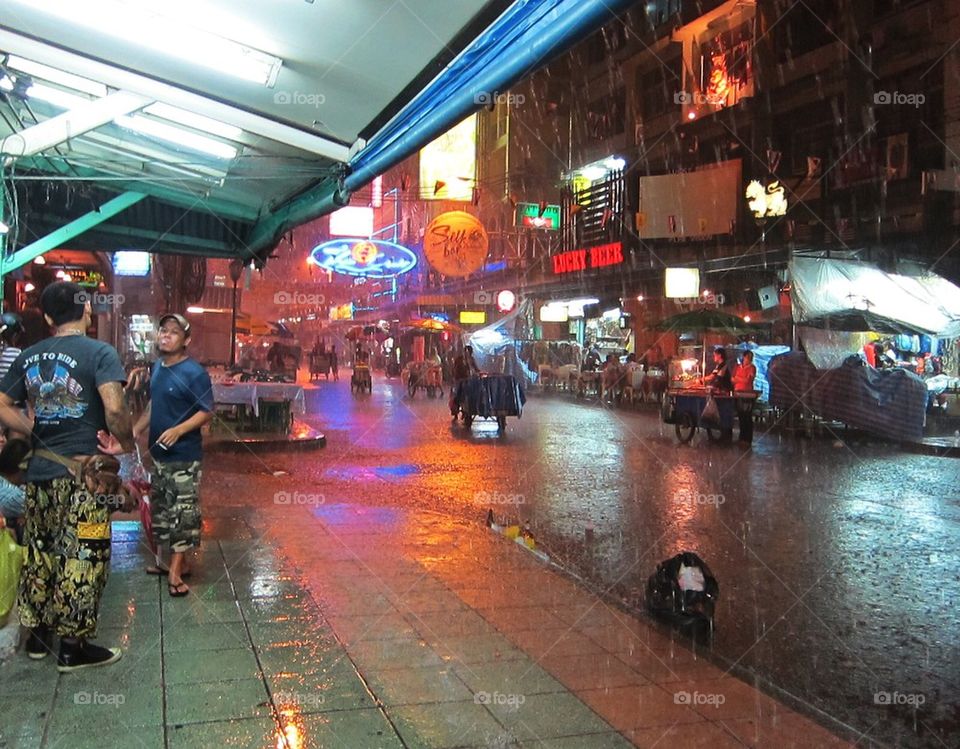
0, 282, 134, 671
0, 313, 24, 382
102, 314, 212, 597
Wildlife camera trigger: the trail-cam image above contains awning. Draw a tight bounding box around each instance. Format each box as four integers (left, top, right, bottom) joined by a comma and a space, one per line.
790, 256, 960, 337
0, 0, 635, 264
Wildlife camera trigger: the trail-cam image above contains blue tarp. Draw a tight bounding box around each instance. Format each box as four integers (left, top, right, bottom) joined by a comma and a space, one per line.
727, 344, 791, 403
348, 0, 637, 190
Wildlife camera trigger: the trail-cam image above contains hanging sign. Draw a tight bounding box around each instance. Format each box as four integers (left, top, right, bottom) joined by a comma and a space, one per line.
309, 239, 417, 278
459, 310, 487, 324
514, 202, 560, 230
423, 211, 489, 277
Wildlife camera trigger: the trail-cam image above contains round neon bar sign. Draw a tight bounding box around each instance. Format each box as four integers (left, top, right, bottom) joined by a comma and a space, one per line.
309, 238, 418, 278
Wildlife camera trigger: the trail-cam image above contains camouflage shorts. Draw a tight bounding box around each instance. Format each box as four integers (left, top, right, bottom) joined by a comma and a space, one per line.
151, 461, 202, 553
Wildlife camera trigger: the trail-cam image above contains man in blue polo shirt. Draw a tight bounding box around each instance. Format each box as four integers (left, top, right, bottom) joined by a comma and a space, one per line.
103, 313, 212, 596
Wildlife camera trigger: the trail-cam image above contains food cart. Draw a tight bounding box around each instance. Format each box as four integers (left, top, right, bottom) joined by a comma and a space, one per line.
309, 352, 332, 380
662, 388, 758, 443
454, 373, 525, 432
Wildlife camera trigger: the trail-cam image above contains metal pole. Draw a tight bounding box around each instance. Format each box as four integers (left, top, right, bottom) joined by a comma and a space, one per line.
230, 279, 238, 368
0, 164, 6, 307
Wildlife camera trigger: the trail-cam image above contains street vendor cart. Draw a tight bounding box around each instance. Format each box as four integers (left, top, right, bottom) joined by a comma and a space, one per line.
309, 352, 332, 381
662, 388, 758, 444
454, 373, 525, 432
351, 363, 372, 395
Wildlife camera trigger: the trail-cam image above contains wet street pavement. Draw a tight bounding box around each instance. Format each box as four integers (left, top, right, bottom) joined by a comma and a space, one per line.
0, 476, 850, 749
2, 371, 956, 748
218, 372, 958, 748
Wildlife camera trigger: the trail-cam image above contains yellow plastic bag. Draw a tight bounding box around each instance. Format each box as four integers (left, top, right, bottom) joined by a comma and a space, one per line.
0, 529, 25, 622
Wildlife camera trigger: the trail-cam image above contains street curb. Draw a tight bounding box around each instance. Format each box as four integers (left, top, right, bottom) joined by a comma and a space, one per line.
205, 419, 325, 453
902, 440, 960, 458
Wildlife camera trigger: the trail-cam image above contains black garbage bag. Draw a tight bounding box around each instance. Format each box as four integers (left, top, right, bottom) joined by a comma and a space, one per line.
646, 552, 719, 633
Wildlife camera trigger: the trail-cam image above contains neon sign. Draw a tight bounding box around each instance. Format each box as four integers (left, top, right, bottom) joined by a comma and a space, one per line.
551, 242, 623, 275
310, 239, 417, 278
515, 202, 560, 230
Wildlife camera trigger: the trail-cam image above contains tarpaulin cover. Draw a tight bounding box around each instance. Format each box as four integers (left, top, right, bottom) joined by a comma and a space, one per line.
466, 300, 538, 387
457, 374, 525, 418
798, 328, 875, 369
768, 352, 927, 441
790, 257, 960, 337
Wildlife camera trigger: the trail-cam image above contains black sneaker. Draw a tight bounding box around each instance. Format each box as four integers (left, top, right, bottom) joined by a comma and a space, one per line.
57, 640, 122, 673
25, 626, 53, 660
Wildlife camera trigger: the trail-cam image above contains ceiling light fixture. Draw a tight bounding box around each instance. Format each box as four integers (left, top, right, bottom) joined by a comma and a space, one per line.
144, 103, 243, 141
115, 115, 238, 160
6, 56, 106, 97
22, 0, 283, 87
25, 83, 90, 110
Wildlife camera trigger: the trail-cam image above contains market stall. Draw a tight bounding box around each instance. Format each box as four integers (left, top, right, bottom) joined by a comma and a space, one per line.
212, 381, 306, 433
789, 255, 960, 428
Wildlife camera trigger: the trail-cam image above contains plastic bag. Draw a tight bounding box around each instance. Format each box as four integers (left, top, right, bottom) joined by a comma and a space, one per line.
120, 447, 155, 553
140, 497, 157, 556
661, 393, 674, 423
0, 528, 24, 623
678, 563, 705, 592
701, 396, 720, 425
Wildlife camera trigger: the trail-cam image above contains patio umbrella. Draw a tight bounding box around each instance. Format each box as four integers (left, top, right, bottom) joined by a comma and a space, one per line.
402, 318, 461, 333
654, 309, 766, 375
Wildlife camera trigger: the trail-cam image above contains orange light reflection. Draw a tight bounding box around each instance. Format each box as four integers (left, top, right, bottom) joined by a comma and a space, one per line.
277, 706, 305, 749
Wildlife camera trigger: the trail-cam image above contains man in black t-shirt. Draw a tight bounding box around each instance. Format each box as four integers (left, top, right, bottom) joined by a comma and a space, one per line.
0, 282, 134, 672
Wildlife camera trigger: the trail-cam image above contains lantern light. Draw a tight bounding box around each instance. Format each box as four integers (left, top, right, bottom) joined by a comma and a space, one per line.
496, 289, 516, 313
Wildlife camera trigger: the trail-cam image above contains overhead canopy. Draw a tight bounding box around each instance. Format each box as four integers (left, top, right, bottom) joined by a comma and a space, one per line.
790, 256, 960, 338
0, 0, 635, 263
654, 309, 765, 336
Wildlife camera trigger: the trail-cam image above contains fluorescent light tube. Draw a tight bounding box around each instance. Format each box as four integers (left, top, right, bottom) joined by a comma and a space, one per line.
116, 115, 238, 160
144, 103, 242, 141
26, 83, 89, 110
7, 56, 106, 97
22, 0, 282, 87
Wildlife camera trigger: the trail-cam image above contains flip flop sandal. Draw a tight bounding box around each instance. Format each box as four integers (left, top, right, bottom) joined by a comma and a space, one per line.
146, 566, 192, 577
168, 582, 190, 597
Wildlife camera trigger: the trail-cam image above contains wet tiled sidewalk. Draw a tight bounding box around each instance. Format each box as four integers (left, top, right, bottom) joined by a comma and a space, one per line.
0, 503, 852, 748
